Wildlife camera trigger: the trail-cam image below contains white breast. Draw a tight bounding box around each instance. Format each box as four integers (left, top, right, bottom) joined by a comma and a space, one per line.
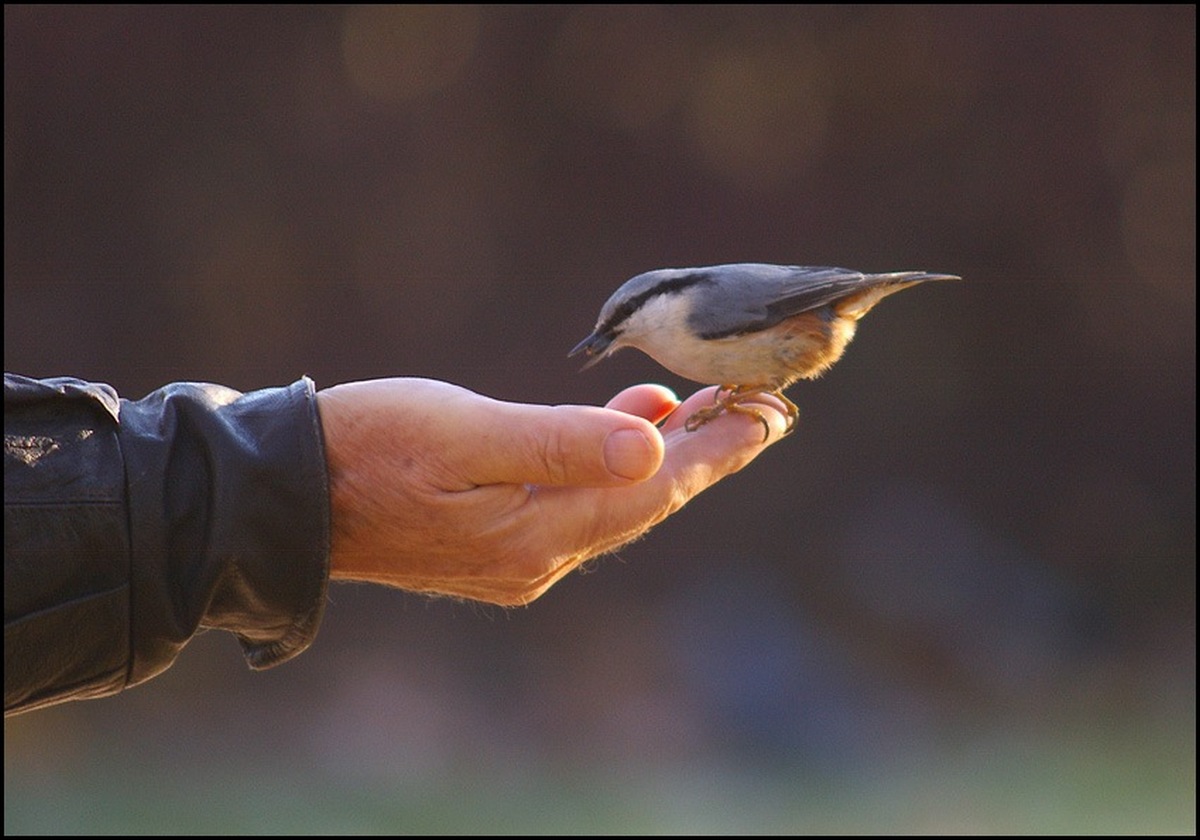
617, 294, 826, 387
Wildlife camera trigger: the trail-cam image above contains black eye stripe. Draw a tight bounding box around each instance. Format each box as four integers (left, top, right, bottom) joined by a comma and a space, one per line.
598, 272, 712, 336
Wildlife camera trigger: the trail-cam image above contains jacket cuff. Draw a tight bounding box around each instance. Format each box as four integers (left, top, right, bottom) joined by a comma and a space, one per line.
119, 377, 330, 685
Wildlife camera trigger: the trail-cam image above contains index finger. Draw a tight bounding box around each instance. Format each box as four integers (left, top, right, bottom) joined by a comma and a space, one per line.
528, 390, 789, 559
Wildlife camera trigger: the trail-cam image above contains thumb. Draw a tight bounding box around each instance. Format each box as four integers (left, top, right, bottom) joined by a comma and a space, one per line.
463, 403, 665, 488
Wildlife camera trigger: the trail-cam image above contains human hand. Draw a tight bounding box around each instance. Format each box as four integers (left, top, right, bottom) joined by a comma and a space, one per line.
316, 378, 789, 605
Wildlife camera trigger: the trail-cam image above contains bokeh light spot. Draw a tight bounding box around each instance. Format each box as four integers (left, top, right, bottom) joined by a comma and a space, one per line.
687, 44, 829, 191
1120, 156, 1196, 300
546, 6, 691, 133
340, 5, 481, 106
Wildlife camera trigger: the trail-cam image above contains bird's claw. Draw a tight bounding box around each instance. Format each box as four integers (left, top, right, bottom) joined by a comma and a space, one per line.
682, 386, 798, 441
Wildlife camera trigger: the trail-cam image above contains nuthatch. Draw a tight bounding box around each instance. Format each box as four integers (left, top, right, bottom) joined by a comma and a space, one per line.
570, 263, 959, 437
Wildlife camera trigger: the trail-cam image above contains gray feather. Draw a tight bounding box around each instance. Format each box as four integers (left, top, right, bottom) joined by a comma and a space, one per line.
683, 264, 951, 339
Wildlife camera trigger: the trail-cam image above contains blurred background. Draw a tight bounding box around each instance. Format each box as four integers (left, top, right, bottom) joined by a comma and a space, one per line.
4, 5, 1194, 833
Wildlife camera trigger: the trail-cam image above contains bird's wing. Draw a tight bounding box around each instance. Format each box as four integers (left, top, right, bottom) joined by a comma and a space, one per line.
697, 265, 955, 338
689, 265, 870, 338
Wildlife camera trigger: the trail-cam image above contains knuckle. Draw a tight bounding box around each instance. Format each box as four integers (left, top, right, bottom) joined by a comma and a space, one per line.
532, 425, 573, 486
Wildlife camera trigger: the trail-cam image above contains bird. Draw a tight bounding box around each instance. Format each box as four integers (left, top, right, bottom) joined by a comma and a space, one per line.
570, 263, 959, 438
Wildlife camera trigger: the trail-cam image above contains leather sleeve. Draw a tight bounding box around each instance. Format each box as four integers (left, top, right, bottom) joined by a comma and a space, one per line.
4, 374, 330, 715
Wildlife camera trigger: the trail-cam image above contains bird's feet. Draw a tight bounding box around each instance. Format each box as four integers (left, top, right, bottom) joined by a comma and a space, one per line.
683, 386, 798, 440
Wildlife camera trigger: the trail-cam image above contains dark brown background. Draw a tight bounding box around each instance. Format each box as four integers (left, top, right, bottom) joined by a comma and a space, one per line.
5, 5, 1194, 832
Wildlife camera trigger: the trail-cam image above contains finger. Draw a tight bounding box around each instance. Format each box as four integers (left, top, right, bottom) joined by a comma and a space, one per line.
658, 386, 720, 433
604, 383, 679, 424
520, 391, 789, 563
462, 401, 666, 488
660, 387, 791, 438
654, 391, 790, 494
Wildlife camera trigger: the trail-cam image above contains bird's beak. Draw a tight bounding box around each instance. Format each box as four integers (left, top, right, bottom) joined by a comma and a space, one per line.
569, 332, 614, 371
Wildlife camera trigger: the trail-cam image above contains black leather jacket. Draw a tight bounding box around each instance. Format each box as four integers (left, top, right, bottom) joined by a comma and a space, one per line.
4, 374, 330, 716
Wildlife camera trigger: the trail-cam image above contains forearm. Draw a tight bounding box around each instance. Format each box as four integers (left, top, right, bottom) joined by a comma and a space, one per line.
4, 374, 331, 715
